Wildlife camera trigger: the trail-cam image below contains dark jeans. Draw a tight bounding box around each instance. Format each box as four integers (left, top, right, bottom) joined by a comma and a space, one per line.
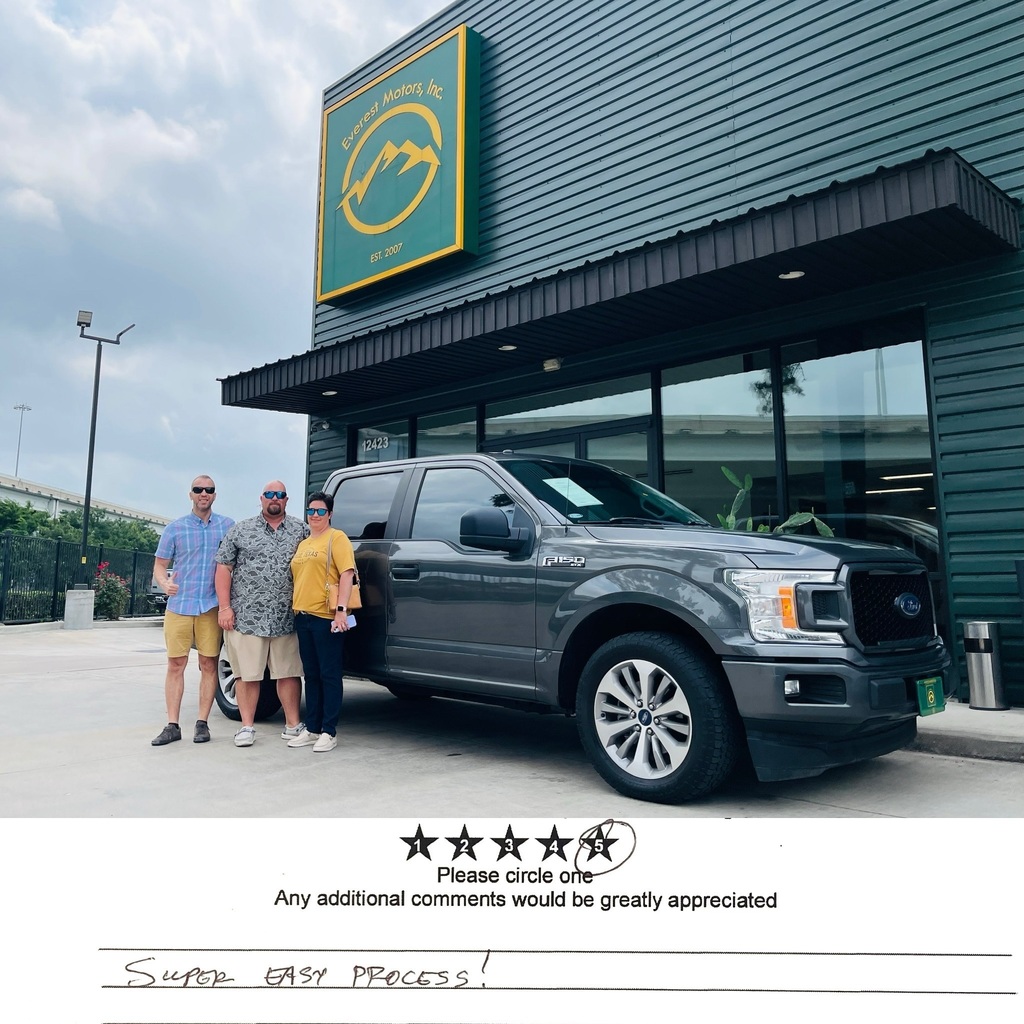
295, 612, 344, 737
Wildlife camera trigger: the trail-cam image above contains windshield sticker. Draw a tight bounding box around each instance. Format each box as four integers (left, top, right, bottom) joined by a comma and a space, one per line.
542, 479, 601, 507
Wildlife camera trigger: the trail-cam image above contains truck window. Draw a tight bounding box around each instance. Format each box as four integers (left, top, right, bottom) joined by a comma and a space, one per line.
411, 467, 516, 544
332, 472, 402, 539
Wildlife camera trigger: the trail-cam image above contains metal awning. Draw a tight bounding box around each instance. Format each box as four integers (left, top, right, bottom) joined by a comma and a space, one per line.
221, 148, 1020, 414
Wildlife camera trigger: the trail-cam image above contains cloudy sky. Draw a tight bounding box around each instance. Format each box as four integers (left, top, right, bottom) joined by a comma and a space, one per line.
0, 0, 445, 524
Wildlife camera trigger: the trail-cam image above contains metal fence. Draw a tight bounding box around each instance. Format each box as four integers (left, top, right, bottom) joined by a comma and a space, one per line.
0, 531, 158, 624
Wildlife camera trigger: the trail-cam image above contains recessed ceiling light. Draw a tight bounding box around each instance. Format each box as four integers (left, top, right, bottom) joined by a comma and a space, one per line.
498, 344, 517, 351
322, 390, 338, 396
778, 270, 805, 280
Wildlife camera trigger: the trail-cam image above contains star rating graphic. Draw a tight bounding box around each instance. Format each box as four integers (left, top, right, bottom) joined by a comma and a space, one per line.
491, 824, 530, 861
399, 822, 633, 869
447, 824, 484, 860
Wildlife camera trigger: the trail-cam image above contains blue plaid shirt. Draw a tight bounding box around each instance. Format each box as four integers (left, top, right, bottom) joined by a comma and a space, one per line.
156, 511, 235, 616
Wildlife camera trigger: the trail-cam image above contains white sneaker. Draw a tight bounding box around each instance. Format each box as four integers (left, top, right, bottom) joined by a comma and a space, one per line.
286, 728, 320, 748
312, 732, 337, 752
281, 723, 305, 740
233, 726, 256, 747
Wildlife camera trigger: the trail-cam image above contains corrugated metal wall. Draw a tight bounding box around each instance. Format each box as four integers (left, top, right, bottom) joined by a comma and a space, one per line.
313, 0, 1023, 345
927, 242, 1024, 701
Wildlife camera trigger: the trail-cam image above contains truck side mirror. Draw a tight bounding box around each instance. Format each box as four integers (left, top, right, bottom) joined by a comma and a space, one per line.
460, 507, 530, 554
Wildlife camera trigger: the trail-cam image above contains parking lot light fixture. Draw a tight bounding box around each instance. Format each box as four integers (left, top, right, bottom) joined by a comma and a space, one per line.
75, 312, 135, 588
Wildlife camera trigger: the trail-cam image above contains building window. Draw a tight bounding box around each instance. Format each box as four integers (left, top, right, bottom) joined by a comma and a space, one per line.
781, 338, 936, 534
417, 407, 477, 457
661, 352, 777, 525
484, 374, 651, 443
356, 420, 410, 463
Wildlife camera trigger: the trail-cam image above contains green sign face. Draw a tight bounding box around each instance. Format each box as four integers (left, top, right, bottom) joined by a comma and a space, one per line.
317, 25, 479, 302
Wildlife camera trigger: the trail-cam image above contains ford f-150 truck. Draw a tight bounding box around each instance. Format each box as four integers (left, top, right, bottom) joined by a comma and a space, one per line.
226, 452, 951, 803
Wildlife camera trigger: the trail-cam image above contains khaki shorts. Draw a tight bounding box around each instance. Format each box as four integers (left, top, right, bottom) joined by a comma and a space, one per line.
223, 630, 303, 682
164, 608, 222, 659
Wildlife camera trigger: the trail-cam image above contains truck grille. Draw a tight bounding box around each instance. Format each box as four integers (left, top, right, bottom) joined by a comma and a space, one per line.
849, 569, 934, 648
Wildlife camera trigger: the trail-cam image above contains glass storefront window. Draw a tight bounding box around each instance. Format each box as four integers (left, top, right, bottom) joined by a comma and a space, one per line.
661, 353, 778, 525
485, 375, 651, 443
356, 419, 410, 464
416, 407, 477, 457
781, 339, 935, 531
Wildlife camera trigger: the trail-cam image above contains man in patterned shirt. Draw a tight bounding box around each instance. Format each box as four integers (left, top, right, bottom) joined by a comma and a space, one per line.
215, 480, 309, 747
151, 474, 235, 746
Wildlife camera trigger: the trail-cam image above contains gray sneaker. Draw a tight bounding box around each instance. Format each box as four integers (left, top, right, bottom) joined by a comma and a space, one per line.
281, 722, 305, 740
151, 723, 181, 746
193, 720, 211, 743
233, 726, 256, 747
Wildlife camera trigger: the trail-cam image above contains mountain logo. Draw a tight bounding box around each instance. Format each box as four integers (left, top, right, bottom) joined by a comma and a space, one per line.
337, 103, 443, 235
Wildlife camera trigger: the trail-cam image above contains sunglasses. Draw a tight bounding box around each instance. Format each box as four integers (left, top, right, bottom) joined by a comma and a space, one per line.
262, 490, 287, 499
192, 486, 216, 494
306, 507, 330, 517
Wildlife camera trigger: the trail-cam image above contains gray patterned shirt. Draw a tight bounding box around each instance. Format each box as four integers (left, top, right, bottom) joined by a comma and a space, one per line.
215, 514, 309, 636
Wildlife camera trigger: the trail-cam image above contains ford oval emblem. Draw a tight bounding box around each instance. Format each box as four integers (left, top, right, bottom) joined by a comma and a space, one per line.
894, 592, 922, 618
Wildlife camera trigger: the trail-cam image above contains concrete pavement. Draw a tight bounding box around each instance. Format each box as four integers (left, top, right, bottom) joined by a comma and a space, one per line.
0, 618, 1020, 818
3, 616, 1021, 764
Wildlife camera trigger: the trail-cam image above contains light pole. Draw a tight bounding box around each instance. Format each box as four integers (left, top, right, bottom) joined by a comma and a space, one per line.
75, 311, 135, 588
13, 403, 30, 477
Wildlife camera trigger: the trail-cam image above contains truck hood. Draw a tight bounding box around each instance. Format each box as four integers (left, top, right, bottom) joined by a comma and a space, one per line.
580, 523, 925, 571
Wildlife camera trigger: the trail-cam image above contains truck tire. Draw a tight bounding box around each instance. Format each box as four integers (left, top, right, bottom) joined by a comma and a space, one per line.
214, 645, 282, 722
576, 631, 740, 803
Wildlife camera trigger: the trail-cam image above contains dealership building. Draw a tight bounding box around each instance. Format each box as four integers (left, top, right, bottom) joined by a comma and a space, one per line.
222, 0, 1023, 702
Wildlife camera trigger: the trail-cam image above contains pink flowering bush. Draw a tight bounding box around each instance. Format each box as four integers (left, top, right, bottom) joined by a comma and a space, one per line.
94, 561, 130, 620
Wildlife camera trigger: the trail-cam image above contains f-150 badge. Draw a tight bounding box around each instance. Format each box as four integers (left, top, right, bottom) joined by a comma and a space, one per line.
543, 555, 586, 567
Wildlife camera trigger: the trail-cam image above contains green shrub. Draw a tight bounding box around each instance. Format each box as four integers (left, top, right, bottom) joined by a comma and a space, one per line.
93, 561, 130, 620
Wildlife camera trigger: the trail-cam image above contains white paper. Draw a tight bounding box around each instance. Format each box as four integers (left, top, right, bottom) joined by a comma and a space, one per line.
8, 816, 1019, 1023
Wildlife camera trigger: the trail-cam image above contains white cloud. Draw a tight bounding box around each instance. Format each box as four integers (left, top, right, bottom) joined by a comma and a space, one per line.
1, 185, 61, 227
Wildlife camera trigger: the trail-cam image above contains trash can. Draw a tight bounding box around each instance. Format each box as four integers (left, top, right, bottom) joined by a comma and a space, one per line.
964, 621, 1008, 710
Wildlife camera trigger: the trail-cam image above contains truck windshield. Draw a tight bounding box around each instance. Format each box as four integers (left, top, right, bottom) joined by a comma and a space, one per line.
502, 457, 709, 527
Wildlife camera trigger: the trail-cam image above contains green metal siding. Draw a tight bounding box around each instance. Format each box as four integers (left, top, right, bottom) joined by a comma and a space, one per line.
313, 0, 1023, 345
926, 245, 1024, 702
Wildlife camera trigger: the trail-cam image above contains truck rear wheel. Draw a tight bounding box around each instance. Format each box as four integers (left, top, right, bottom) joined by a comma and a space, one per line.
576, 632, 740, 803
214, 645, 282, 722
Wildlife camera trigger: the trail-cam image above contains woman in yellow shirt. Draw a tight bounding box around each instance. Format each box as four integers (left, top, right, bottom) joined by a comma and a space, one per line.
287, 491, 356, 752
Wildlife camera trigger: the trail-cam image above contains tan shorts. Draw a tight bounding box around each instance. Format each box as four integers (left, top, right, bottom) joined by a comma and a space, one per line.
223, 630, 302, 682
164, 608, 222, 659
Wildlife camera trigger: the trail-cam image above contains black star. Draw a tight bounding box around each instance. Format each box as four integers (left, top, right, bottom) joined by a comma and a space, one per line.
446, 824, 484, 860
491, 824, 529, 861
535, 825, 573, 861
579, 823, 619, 861
401, 823, 438, 860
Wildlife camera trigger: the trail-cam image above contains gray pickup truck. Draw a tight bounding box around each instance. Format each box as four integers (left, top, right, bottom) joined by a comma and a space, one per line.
245, 452, 950, 803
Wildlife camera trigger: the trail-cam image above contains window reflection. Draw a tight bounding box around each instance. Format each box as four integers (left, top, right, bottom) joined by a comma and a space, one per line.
661, 353, 777, 526
782, 340, 935, 529
485, 375, 651, 442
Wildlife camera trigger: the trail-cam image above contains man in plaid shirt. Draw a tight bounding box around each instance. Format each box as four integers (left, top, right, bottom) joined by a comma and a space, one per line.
150, 474, 234, 746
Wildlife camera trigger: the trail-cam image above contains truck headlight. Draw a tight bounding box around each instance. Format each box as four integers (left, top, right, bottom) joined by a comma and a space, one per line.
724, 569, 844, 644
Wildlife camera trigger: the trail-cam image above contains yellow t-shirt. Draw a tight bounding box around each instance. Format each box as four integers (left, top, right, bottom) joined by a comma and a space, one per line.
290, 529, 356, 619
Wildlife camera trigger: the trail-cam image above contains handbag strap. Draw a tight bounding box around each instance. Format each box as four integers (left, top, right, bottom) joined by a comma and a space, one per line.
325, 530, 334, 589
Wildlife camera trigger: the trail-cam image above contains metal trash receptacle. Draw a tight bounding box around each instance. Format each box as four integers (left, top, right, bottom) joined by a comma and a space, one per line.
964, 621, 1009, 710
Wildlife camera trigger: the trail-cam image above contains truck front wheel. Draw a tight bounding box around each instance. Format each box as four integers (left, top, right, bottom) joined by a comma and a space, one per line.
576, 632, 740, 803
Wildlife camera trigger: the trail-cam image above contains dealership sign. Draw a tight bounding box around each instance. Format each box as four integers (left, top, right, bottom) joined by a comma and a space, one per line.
317, 25, 480, 301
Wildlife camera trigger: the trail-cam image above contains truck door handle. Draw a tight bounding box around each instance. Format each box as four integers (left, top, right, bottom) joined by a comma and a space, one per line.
391, 563, 420, 581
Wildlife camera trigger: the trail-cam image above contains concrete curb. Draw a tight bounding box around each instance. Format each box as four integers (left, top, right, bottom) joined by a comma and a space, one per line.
0, 617, 164, 632
910, 700, 1024, 763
